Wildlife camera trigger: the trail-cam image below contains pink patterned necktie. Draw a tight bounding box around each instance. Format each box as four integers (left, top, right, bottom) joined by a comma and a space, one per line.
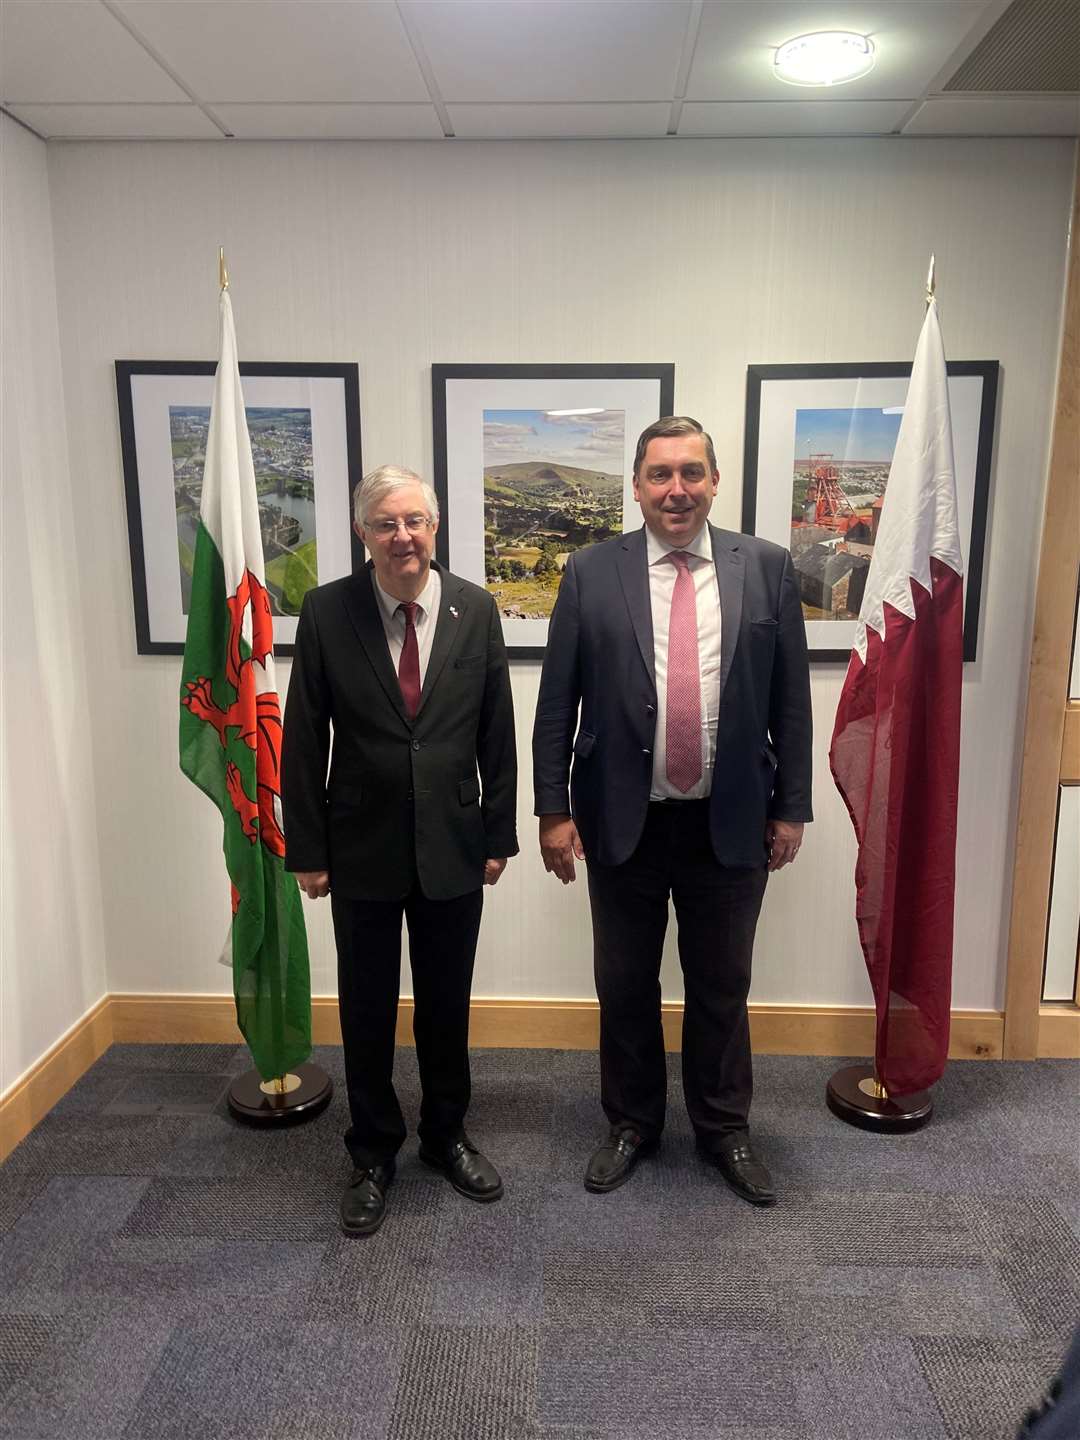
666, 551, 702, 792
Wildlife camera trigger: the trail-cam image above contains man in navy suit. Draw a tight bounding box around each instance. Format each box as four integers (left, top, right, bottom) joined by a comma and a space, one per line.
533, 416, 812, 1205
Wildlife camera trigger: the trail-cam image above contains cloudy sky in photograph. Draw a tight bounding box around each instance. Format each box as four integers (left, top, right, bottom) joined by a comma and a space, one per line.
483, 408, 625, 473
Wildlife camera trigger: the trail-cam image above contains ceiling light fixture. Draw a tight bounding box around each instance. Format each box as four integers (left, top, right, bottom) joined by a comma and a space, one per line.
774, 31, 875, 88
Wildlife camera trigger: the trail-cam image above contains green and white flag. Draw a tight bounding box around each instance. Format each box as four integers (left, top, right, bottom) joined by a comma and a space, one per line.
179, 287, 311, 1080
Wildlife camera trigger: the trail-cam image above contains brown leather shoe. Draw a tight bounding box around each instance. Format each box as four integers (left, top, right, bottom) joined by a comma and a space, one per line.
419, 1135, 503, 1202
340, 1162, 395, 1236
584, 1125, 656, 1193
701, 1133, 776, 1207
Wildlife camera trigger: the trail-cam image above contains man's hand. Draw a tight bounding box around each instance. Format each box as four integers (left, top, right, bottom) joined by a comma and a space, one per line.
484, 858, 508, 886
765, 820, 803, 872
539, 814, 585, 884
295, 870, 330, 899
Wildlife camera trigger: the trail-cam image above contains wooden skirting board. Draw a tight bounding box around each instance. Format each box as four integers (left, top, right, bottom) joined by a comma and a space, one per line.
3, 994, 1075, 1164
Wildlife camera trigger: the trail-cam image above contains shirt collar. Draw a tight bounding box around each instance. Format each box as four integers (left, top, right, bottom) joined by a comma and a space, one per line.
645, 522, 713, 567
373, 566, 438, 624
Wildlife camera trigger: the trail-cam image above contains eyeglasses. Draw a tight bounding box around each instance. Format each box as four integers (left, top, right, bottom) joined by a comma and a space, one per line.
367, 514, 433, 537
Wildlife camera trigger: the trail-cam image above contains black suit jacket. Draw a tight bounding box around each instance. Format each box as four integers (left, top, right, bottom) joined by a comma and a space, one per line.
282, 561, 518, 902
532, 524, 812, 870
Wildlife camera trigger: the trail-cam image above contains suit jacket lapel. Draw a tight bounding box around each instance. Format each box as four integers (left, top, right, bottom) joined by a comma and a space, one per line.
711, 525, 744, 704
415, 565, 467, 720
341, 566, 411, 726
616, 528, 656, 691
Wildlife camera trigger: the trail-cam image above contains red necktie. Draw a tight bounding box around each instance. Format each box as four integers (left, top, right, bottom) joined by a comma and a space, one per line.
666, 551, 702, 792
397, 602, 421, 718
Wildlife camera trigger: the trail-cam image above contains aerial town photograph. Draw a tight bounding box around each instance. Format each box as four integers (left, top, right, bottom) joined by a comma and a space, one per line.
170, 405, 317, 616
482, 407, 626, 618
789, 406, 901, 621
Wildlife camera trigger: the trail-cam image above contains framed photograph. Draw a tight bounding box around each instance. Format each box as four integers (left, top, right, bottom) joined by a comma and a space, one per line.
743, 361, 998, 661
432, 363, 675, 657
116, 360, 364, 655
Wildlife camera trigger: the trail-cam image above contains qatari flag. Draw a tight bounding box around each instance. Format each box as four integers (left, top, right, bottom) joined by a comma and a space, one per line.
829, 297, 963, 1097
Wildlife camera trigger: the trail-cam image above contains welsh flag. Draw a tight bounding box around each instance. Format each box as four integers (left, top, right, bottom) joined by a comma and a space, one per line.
829, 297, 963, 1097
179, 288, 312, 1081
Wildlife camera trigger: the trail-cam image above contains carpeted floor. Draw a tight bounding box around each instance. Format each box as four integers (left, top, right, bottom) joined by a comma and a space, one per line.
1, 1044, 1077, 1439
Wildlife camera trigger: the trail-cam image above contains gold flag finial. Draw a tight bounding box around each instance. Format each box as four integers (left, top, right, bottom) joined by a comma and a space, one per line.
219, 246, 229, 292
925, 252, 936, 309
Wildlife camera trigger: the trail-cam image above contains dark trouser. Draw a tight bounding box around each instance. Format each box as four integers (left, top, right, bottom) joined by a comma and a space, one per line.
586, 800, 768, 1150
331, 886, 484, 1169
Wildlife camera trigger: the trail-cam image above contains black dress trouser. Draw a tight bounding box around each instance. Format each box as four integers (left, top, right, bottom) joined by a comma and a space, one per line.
586, 799, 768, 1149
331, 885, 484, 1169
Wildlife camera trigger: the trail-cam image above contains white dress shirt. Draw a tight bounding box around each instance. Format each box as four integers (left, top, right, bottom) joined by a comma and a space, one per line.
373, 566, 442, 688
646, 525, 722, 800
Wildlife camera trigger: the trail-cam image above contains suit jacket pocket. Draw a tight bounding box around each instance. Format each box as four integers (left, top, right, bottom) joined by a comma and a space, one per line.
573, 731, 597, 758
454, 653, 485, 670
459, 776, 481, 805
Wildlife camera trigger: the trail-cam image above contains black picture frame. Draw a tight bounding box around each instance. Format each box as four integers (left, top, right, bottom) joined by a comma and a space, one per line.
742, 361, 998, 661
432, 362, 676, 658
116, 360, 364, 656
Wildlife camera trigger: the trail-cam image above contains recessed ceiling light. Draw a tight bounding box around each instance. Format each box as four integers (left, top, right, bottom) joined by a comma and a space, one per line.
774, 31, 875, 88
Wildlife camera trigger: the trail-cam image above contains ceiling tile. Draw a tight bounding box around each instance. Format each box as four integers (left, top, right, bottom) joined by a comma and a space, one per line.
679, 99, 912, 136
5, 103, 222, 139
0, 0, 188, 103
686, 1, 993, 103
214, 103, 444, 140
110, 0, 430, 102
904, 94, 1080, 135
405, 0, 691, 102
448, 102, 671, 138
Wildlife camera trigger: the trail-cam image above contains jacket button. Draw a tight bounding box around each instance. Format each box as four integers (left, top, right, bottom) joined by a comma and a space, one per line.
411, 740, 421, 751
646, 704, 656, 716
642, 748, 652, 757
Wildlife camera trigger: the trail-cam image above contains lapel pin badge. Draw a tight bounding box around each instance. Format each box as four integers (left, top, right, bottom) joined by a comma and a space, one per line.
449, 605, 460, 619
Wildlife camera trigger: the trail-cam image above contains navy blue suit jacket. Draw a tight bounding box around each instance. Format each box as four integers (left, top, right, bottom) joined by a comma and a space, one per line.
532, 524, 812, 870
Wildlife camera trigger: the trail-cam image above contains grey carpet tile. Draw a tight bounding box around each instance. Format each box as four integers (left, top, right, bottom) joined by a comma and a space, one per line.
121, 1316, 405, 1440
387, 1324, 538, 1440
0, 1316, 55, 1402
153, 1109, 353, 1180
306, 1178, 444, 1324
538, 1327, 797, 1434
0, 1177, 149, 1314
94, 1043, 249, 1074
2, 1113, 193, 1176
543, 1252, 781, 1329
428, 1187, 542, 1324
103, 1070, 233, 1115
955, 1194, 1080, 1337
794, 1334, 949, 1440
785, 1261, 1029, 1339
0, 1303, 174, 1440
118, 1173, 338, 1242
0, 1177, 49, 1235
912, 1334, 1069, 1440
47, 1067, 131, 1116
57, 1236, 325, 1317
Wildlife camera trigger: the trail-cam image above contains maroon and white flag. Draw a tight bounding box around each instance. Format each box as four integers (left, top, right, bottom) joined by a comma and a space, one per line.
829, 297, 963, 1097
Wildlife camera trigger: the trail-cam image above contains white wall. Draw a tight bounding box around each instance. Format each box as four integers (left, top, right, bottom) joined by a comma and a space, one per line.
0, 116, 109, 1094
42, 136, 1075, 1015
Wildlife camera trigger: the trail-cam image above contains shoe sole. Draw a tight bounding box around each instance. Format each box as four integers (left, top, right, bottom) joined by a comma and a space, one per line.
419, 1152, 504, 1203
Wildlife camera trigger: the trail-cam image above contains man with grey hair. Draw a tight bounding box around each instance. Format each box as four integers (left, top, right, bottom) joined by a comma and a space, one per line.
534, 416, 812, 1207
282, 464, 518, 1236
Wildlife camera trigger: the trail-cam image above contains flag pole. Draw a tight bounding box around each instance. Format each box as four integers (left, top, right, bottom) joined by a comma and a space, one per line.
824, 254, 951, 1134
184, 248, 330, 1127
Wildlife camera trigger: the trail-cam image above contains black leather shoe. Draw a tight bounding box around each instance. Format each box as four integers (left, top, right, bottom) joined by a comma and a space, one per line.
700, 1133, 776, 1207
419, 1135, 503, 1202
584, 1125, 656, 1194
340, 1163, 395, 1236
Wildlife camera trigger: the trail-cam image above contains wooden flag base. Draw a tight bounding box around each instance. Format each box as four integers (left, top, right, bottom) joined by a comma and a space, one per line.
227, 1062, 333, 1126
826, 1063, 933, 1133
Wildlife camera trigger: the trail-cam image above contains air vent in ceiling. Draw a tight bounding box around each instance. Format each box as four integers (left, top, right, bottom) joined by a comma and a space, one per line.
945, 0, 1079, 93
